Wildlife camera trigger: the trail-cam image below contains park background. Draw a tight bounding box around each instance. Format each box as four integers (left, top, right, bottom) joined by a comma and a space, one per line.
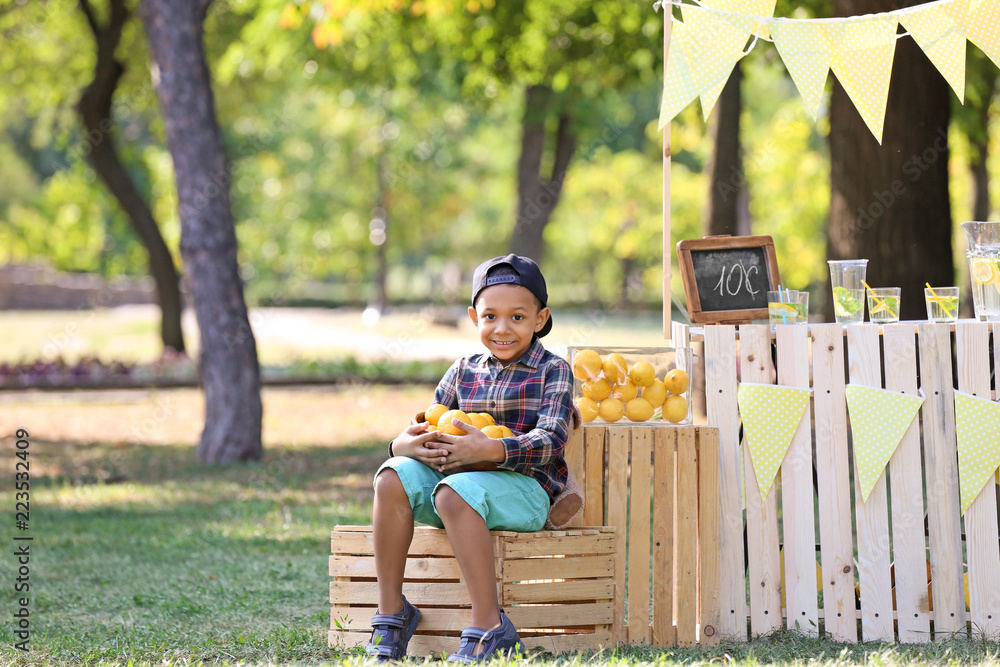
3, 0, 1000, 663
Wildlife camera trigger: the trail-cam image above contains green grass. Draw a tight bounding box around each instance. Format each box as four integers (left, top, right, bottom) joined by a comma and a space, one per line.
2, 406, 1000, 665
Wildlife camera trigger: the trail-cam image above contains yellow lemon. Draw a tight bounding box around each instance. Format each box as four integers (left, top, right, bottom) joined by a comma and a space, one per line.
598, 397, 625, 423
602, 353, 628, 384
477, 413, 496, 426
663, 368, 690, 395
577, 396, 599, 423
424, 403, 450, 426
662, 395, 689, 423
582, 377, 612, 401
468, 412, 490, 430
971, 258, 1000, 285
572, 349, 604, 380
625, 397, 654, 422
611, 380, 638, 401
629, 361, 656, 387
498, 425, 514, 437
437, 409, 472, 436
482, 424, 505, 439
641, 379, 667, 409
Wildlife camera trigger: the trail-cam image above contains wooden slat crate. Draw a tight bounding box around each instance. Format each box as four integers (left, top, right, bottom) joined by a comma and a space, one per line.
329, 525, 616, 656
699, 322, 1000, 643
575, 424, 721, 647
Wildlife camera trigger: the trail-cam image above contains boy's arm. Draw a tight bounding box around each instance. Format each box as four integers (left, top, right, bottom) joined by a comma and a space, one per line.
498, 362, 574, 472
432, 359, 461, 408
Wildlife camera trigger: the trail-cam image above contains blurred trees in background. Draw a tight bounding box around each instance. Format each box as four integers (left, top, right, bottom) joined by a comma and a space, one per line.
1, 0, 998, 317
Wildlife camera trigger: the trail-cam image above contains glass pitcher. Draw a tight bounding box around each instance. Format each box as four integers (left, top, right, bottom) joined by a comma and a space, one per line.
962, 221, 1000, 321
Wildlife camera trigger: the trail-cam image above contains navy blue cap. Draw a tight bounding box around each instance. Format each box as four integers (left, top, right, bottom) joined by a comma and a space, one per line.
471, 254, 552, 338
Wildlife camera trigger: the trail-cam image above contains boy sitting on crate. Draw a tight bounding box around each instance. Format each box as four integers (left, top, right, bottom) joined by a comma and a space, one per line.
368, 254, 576, 662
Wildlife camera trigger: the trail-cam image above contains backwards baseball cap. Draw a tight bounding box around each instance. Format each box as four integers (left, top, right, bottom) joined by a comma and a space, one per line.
471, 254, 552, 338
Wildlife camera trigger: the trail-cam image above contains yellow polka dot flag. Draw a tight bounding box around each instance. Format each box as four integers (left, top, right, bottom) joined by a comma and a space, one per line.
899, 2, 967, 102
965, 0, 1000, 69
953, 391, 1000, 514
736, 382, 811, 500
658, 6, 757, 128
769, 21, 832, 121
695, 0, 777, 118
826, 15, 899, 144
845, 384, 924, 502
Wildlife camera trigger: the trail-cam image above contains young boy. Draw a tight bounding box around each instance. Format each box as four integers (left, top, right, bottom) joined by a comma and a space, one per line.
367, 254, 574, 662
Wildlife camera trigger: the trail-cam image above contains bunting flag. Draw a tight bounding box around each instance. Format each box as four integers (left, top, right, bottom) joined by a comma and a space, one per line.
954, 391, 1000, 514
845, 384, 924, 502
770, 21, 831, 120
736, 382, 811, 500
657, 0, 1000, 142
899, 2, 967, 102
695, 0, 777, 117
825, 15, 898, 144
658, 6, 758, 127
965, 0, 1000, 69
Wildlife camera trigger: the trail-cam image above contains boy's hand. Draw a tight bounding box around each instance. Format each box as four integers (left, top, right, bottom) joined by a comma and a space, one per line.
390, 422, 449, 466
432, 419, 506, 473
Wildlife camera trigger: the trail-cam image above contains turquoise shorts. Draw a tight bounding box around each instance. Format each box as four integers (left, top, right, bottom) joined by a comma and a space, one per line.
375, 457, 549, 532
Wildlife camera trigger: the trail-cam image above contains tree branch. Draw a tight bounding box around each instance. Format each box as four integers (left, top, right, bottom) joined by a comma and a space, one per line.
78, 0, 100, 37
549, 113, 576, 186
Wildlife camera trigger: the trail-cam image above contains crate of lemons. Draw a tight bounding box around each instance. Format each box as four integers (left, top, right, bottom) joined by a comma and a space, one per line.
570, 347, 692, 424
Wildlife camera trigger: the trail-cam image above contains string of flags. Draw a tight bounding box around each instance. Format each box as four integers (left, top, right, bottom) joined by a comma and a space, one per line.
657, 0, 1000, 143
736, 382, 1000, 514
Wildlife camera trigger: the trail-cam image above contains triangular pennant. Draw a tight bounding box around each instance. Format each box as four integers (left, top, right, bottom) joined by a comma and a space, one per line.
899, 3, 966, 102
682, 6, 757, 117
659, 19, 702, 128
966, 0, 1000, 69
699, 76, 731, 120
954, 391, 1000, 514
845, 384, 924, 502
695, 0, 776, 119
825, 14, 899, 144
770, 21, 832, 120
737, 382, 811, 499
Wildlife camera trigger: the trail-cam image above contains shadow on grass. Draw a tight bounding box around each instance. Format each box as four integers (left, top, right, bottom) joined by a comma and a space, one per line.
0, 439, 387, 665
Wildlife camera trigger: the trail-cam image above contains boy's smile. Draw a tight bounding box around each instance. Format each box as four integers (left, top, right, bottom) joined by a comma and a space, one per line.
468, 284, 551, 364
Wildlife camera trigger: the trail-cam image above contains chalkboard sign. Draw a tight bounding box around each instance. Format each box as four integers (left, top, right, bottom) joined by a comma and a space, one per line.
676, 235, 782, 324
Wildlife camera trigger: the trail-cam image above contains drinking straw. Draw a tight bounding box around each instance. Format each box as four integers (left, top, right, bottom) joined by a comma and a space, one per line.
925, 282, 956, 318
862, 280, 887, 314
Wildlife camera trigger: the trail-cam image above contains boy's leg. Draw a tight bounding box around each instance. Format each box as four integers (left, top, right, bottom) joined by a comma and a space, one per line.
434, 486, 502, 633
372, 468, 413, 614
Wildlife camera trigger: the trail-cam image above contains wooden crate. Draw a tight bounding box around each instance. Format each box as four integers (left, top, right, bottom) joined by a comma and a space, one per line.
329, 525, 616, 656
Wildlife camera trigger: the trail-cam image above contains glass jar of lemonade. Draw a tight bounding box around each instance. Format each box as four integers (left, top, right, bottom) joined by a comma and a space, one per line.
963, 222, 1000, 321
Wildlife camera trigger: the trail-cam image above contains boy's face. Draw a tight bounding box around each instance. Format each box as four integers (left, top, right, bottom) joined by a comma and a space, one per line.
468, 284, 550, 364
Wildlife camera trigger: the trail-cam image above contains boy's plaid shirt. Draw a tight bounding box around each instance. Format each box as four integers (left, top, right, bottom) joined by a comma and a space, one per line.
434, 338, 573, 499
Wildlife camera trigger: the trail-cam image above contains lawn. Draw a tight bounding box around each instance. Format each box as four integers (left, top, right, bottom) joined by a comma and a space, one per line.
1, 387, 999, 665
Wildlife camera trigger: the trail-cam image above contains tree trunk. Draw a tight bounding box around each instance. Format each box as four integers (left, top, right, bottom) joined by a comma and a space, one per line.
705, 63, 751, 237
510, 85, 577, 265
827, 0, 952, 322
141, 0, 262, 463
76, 0, 185, 353
971, 144, 990, 222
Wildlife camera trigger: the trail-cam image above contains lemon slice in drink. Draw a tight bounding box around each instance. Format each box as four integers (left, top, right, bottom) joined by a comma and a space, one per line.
833, 301, 852, 318
870, 301, 891, 315
971, 258, 1000, 285
770, 303, 798, 314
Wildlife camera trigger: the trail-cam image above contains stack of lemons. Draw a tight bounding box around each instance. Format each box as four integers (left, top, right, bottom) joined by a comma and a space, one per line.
423, 403, 515, 438
571, 350, 689, 424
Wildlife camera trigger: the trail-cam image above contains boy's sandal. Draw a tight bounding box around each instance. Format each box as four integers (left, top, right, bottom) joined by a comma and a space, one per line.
365, 596, 421, 662
447, 611, 524, 663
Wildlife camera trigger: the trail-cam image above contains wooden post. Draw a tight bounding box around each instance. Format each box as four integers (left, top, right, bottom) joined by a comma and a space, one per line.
663, 4, 673, 341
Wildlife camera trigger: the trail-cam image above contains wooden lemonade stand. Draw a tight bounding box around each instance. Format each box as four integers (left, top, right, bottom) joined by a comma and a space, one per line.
331, 0, 1000, 653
